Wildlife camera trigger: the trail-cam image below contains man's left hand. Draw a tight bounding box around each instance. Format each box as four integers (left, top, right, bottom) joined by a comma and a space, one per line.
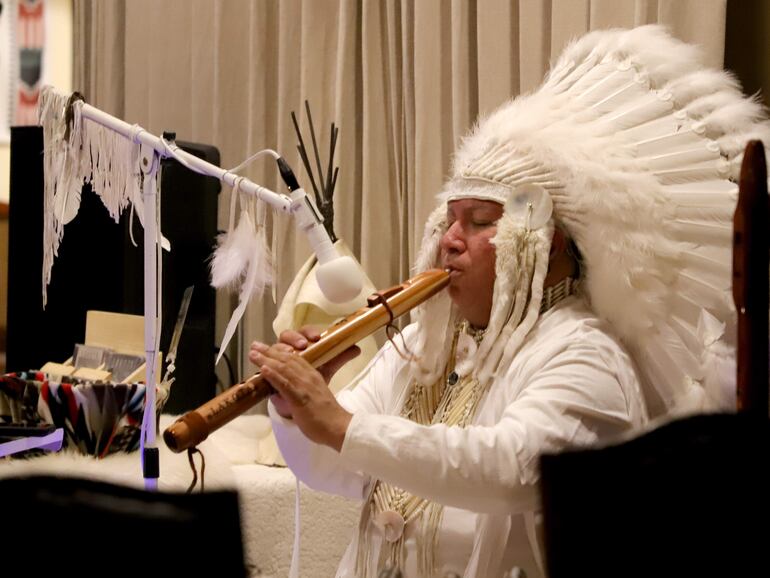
253, 344, 352, 452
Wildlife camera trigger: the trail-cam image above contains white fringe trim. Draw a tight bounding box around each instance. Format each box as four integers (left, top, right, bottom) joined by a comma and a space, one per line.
39, 87, 143, 307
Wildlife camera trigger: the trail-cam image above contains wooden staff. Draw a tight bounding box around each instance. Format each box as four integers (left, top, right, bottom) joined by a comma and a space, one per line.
733, 140, 769, 414
163, 269, 450, 453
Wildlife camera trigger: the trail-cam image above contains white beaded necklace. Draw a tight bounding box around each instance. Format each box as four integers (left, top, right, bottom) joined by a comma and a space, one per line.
361, 324, 488, 576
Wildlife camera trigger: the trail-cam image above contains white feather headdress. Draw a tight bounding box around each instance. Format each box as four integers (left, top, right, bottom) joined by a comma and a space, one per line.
411, 25, 769, 419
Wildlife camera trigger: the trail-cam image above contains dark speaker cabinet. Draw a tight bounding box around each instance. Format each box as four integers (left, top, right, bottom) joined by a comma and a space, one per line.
6, 126, 219, 413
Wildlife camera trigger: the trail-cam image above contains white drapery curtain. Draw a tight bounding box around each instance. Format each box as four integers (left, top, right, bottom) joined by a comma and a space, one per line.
73, 0, 727, 380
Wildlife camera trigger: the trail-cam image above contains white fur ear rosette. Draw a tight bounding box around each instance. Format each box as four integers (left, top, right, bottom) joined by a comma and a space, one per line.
503, 184, 553, 230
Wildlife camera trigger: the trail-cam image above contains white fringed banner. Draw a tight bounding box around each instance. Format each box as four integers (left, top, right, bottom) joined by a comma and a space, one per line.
38, 87, 145, 305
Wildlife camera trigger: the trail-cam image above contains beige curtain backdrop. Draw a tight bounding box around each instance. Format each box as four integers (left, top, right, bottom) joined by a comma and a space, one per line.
73, 0, 727, 382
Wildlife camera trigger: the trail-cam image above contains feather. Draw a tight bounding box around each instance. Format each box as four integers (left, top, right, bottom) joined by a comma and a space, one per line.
542, 56, 575, 89
631, 131, 714, 157
549, 52, 602, 94
667, 178, 736, 203
668, 291, 710, 329
669, 218, 733, 245
697, 309, 737, 410
635, 335, 710, 418
691, 96, 766, 134
619, 114, 692, 144
590, 79, 646, 115
53, 183, 82, 225
675, 272, 733, 314
573, 64, 630, 106
215, 219, 273, 364
602, 92, 674, 130
717, 124, 770, 157
665, 69, 741, 104
216, 251, 261, 366
651, 324, 703, 379
674, 204, 734, 225
211, 211, 257, 289
642, 146, 722, 171
666, 315, 703, 358
654, 163, 729, 185
678, 248, 733, 287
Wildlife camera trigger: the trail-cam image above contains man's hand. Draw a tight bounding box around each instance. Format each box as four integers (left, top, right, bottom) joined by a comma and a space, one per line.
248, 327, 360, 451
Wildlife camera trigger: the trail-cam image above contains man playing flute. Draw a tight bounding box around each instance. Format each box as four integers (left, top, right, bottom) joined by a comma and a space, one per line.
250, 25, 767, 577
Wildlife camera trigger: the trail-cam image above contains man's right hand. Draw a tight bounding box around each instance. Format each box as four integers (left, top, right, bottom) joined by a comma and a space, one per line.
248, 326, 360, 419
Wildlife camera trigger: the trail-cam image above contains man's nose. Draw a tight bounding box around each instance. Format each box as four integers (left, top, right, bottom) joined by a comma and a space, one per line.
441, 222, 465, 253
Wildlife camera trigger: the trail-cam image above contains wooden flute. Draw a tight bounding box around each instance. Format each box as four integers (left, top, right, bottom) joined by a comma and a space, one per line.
163, 268, 450, 453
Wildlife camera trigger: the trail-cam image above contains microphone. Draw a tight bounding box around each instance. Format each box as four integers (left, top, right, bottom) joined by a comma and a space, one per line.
277, 157, 363, 303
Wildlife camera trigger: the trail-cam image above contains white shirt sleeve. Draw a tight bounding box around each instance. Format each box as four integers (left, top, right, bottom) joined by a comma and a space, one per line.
337, 337, 640, 514
269, 337, 408, 500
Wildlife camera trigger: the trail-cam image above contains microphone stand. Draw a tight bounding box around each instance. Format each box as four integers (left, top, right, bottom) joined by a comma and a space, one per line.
53, 89, 347, 489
